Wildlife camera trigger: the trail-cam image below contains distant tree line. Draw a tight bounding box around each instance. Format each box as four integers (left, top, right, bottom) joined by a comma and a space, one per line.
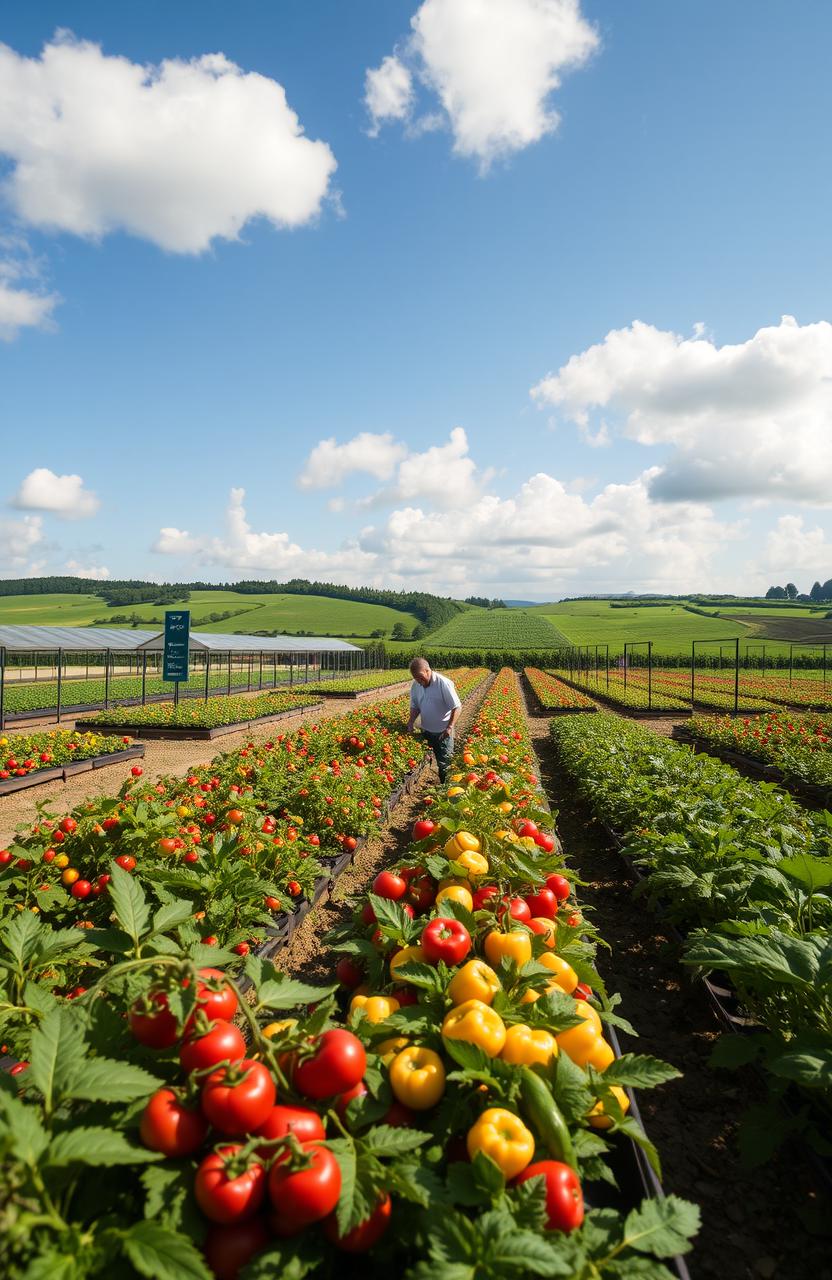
463, 596, 507, 609
766, 580, 832, 602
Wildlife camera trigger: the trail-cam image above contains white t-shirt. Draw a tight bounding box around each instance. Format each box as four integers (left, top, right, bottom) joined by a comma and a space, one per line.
410, 672, 461, 733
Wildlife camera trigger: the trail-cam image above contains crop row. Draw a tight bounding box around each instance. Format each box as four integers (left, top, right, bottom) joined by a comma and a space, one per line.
304, 670, 407, 695
0, 671, 698, 1279
688, 710, 832, 792
524, 669, 597, 711
0, 671, 487, 967
0, 668, 303, 716
551, 669, 688, 713
548, 711, 832, 1164
0, 728, 138, 780
75, 690, 321, 731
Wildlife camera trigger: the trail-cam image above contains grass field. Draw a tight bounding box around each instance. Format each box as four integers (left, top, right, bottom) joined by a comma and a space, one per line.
424, 608, 568, 648
0, 591, 421, 638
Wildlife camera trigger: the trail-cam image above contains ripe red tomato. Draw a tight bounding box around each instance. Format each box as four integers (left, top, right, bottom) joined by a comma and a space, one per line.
421, 918, 471, 966
268, 1143, 341, 1235
335, 1080, 368, 1119
412, 819, 436, 842
499, 897, 532, 924
405, 874, 435, 911
511, 1160, 584, 1232
129, 991, 179, 1049
546, 874, 570, 902
115, 854, 136, 871
255, 1104, 325, 1154
180, 1020, 246, 1075
372, 870, 407, 901
294, 1029, 366, 1100
343, 836, 358, 852
472, 885, 500, 910
204, 1220, 270, 1280
195, 1146, 266, 1224
130, 766, 143, 777
70, 879, 92, 900
139, 1088, 208, 1157
323, 1193, 392, 1253
574, 983, 593, 1001
335, 956, 364, 990
227, 809, 245, 825
535, 831, 556, 853
360, 901, 376, 926
516, 821, 539, 839
525, 889, 559, 920
202, 1061, 276, 1135
59, 817, 77, 834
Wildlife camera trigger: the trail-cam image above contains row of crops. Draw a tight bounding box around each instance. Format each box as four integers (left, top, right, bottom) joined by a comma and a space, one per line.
548, 711, 832, 1166
688, 710, 832, 792
75, 691, 323, 734
0, 671, 699, 1278
0, 728, 140, 782
552, 666, 832, 714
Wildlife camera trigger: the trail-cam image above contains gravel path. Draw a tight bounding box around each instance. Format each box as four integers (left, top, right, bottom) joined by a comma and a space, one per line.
0, 682, 411, 847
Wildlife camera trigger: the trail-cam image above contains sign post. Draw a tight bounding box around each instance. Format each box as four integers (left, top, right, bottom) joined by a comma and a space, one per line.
163, 611, 190, 707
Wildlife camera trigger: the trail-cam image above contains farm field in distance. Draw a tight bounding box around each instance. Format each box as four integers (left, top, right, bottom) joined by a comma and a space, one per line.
424, 607, 569, 648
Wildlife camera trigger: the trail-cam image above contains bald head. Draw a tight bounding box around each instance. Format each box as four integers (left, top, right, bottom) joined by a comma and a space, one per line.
410, 657, 432, 687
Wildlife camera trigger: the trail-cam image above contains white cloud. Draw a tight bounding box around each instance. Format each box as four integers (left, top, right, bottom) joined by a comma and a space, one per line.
764, 515, 831, 579
386, 427, 488, 509
365, 0, 598, 167
364, 55, 414, 136
532, 315, 832, 505
0, 235, 60, 339
153, 488, 378, 584
0, 513, 45, 573
0, 33, 337, 254
13, 468, 100, 519
298, 432, 408, 490
64, 559, 110, 580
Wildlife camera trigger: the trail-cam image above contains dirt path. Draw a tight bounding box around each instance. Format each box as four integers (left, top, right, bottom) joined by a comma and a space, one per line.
524, 699, 832, 1280
0, 683, 411, 847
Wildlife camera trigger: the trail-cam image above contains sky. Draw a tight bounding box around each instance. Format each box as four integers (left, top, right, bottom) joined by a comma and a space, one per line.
1, 0, 832, 602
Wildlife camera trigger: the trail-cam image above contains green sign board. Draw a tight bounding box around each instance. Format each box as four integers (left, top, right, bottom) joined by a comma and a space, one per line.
163, 611, 190, 682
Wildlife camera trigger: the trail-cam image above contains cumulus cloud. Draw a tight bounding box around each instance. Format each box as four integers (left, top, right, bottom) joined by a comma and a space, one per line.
531, 315, 832, 505
0, 32, 337, 254
299, 427, 489, 511
0, 236, 60, 340
298, 432, 408, 490
0, 513, 45, 573
364, 55, 414, 136
365, 0, 598, 167
65, 559, 110, 580
764, 515, 831, 578
13, 468, 100, 519
153, 488, 378, 583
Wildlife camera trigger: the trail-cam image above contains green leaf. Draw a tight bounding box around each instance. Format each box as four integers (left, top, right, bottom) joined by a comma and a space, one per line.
0, 1089, 50, 1162
329, 1137, 357, 1237
18, 1250, 83, 1280
240, 1238, 323, 1280
3, 909, 44, 968
29, 1007, 85, 1111
85, 927, 135, 955
363, 1123, 431, 1157
766, 1032, 832, 1089
777, 853, 832, 891
187, 942, 238, 968
151, 899, 194, 935
47, 1126, 163, 1168
122, 1220, 211, 1280
108, 861, 150, 942
621, 1196, 700, 1258
600, 1054, 681, 1090
66, 1055, 162, 1103
709, 1034, 764, 1070
582, 1207, 624, 1257
256, 975, 337, 1011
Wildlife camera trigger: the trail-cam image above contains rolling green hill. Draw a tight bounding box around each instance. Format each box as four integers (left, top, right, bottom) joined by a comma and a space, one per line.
424, 609, 568, 649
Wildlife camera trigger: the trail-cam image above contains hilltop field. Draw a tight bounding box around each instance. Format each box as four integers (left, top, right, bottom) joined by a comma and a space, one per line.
2, 591, 832, 657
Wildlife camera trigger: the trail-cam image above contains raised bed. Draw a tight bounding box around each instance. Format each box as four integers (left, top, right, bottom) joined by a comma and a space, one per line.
0, 745, 145, 796
73, 702, 326, 741
671, 727, 832, 809
553, 674, 692, 719
308, 682, 409, 700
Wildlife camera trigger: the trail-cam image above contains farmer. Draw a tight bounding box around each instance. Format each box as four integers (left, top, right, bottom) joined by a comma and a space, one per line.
406, 658, 461, 783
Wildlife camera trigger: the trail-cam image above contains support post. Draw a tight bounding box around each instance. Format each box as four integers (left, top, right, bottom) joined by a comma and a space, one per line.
0, 646, 5, 731
142, 651, 147, 705
734, 638, 740, 714
789, 644, 793, 686
227, 651, 232, 695
258, 651, 263, 690
104, 649, 110, 710
204, 651, 210, 702
691, 642, 696, 707
57, 647, 64, 724
305, 654, 309, 683
648, 640, 653, 710
623, 644, 628, 692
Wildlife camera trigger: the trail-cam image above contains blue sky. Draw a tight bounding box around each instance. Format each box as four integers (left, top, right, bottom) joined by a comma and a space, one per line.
2, 0, 831, 600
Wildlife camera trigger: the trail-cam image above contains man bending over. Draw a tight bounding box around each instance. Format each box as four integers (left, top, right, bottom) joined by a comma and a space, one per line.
406, 658, 461, 784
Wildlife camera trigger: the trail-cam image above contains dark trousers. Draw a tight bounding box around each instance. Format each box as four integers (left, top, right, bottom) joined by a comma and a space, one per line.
422, 730, 454, 783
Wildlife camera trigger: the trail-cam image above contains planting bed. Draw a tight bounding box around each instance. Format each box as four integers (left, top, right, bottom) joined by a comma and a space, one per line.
677, 710, 832, 803
0, 727, 144, 795
75, 691, 323, 738
303, 670, 409, 697
523, 667, 598, 714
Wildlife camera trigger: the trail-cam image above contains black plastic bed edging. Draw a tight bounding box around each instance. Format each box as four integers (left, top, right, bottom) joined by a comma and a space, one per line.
72, 702, 326, 741
305, 681, 410, 700
671, 727, 832, 810
0, 745, 146, 796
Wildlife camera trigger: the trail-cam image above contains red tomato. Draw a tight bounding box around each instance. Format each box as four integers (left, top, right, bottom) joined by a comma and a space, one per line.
294, 1029, 366, 1100
373, 869, 407, 900
202, 1061, 276, 1135
472, 885, 500, 910
180, 1020, 246, 1075
255, 1104, 325, 1154
268, 1143, 341, 1235
405, 874, 436, 912
139, 1088, 208, 1157
499, 897, 532, 924
227, 809, 245, 825
535, 831, 556, 853
70, 879, 92, 900
360, 901, 376, 926
335, 956, 364, 990
115, 854, 136, 871
195, 1146, 266, 1224
546, 874, 570, 902
574, 983, 593, 1001
336, 1080, 368, 1119
129, 991, 179, 1049
525, 889, 559, 920
516, 821, 539, 839
511, 1160, 584, 1232
412, 819, 436, 842
158, 838, 178, 856
59, 817, 77, 834
421, 917, 471, 966
323, 1193, 392, 1253
204, 1220, 270, 1280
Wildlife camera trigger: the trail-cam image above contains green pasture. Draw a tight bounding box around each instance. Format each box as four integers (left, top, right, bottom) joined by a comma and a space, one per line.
424, 609, 567, 649
528, 600, 779, 656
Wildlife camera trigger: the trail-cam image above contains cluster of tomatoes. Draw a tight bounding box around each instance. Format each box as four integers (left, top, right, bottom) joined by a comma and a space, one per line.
131, 967, 385, 1276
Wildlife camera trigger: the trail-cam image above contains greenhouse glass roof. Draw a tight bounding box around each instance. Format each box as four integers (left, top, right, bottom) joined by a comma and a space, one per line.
0, 625, 362, 654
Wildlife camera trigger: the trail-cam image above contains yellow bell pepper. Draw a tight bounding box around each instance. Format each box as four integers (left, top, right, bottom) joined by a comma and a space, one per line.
500, 1024, 558, 1068
447, 959, 501, 1006
556, 1002, 612, 1069
588, 1085, 630, 1129
483, 929, 532, 969
443, 831, 481, 858
538, 952, 578, 994
442, 999, 506, 1057
389, 1046, 445, 1109
350, 994, 401, 1024
262, 1018, 298, 1039
456, 849, 489, 880
389, 945, 427, 983
377, 1035, 410, 1063
436, 885, 474, 912
466, 1107, 535, 1179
